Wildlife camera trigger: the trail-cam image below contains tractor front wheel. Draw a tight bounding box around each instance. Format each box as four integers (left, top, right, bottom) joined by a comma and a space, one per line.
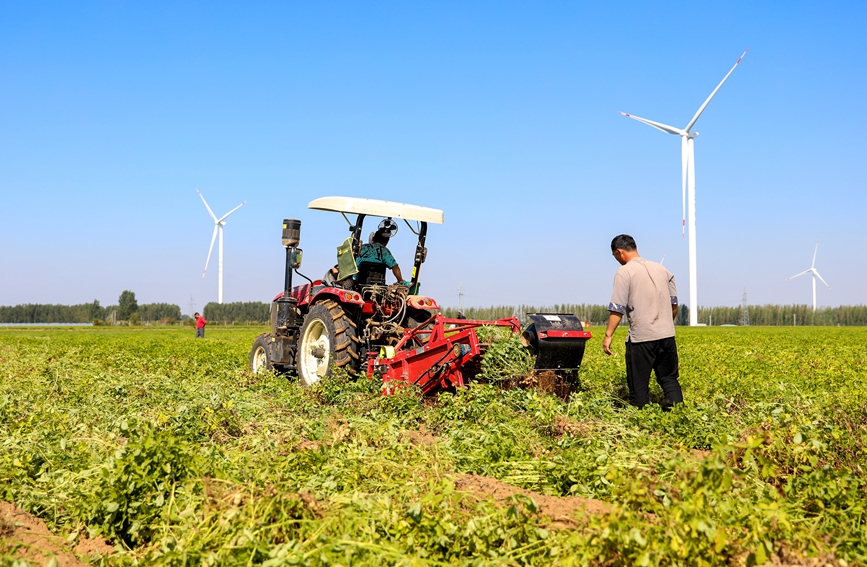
297, 300, 359, 386
250, 333, 273, 374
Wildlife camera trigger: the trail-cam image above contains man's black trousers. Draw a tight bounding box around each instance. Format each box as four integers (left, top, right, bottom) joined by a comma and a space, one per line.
624, 336, 683, 408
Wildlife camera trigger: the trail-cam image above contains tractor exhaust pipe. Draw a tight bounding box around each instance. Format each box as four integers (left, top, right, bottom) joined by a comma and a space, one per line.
282, 218, 301, 294
277, 219, 302, 330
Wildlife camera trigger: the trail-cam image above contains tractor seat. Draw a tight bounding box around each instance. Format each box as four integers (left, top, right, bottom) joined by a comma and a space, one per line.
356, 261, 387, 286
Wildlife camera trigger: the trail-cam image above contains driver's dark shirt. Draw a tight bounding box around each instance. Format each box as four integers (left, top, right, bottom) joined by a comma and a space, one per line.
357, 243, 397, 268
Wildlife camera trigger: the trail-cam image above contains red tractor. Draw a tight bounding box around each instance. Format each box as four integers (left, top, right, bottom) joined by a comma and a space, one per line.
249, 197, 591, 395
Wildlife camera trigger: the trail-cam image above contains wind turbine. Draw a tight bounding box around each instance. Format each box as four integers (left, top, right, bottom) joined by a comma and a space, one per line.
620, 49, 748, 326
786, 240, 830, 311
197, 189, 246, 304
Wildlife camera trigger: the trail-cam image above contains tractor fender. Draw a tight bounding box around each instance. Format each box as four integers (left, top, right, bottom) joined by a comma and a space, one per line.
272, 282, 313, 306
309, 286, 365, 307
272, 285, 364, 309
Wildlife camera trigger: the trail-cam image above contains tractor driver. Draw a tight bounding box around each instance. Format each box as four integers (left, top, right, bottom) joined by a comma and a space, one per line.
356, 228, 405, 284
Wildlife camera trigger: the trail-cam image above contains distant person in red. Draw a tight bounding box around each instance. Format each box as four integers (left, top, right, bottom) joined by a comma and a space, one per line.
194, 312, 207, 338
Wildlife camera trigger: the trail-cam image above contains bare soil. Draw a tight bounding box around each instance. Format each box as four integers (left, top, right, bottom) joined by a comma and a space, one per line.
400, 423, 438, 447
0, 501, 115, 566
454, 473, 610, 529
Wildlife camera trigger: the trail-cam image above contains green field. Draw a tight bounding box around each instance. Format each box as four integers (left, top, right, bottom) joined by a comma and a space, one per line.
1, 326, 865, 566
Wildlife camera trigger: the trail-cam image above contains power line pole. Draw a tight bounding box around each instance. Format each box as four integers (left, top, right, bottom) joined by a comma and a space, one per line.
740, 289, 750, 326
188, 295, 196, 317
458, 282, 464, 313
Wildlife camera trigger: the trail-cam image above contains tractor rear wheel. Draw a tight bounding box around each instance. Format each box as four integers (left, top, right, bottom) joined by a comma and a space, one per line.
297, 300, 359, 386
250, 333, 273, 374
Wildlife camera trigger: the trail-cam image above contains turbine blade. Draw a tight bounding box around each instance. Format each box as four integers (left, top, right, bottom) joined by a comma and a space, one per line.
681, 136, 688, 238
684, 48, 748, 133
197, 189, 218, 221
618, 112, 684, 135
203, 225, 218, 278
813, 270, 831, 289
786, 269, 810, 280
218, 200, 247, 223
811, 240, 819, 268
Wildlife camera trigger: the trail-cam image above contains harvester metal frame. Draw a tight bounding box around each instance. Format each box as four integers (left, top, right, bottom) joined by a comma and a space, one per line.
370, 315, 522, 396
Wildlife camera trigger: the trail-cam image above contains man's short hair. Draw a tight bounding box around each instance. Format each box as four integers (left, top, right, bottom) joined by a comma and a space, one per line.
194, 312, 199, 317
611, 234, 637, 252
372, 230, 389, 245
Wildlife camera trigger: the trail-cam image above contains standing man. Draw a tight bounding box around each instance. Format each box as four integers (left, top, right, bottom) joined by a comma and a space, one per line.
602, 235, 684, 409
194, 312, 207, 339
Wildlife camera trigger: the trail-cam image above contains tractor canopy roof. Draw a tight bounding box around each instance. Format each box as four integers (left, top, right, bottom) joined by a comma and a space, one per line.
308, 196, 444, 224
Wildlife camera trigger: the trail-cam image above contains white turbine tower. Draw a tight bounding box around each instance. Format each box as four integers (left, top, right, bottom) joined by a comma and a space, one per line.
620, 49, 748, 326
197, 189, 246, 304
786, 240, 830, 311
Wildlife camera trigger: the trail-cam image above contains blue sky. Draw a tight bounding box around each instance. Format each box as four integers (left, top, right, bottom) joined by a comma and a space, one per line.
1, 1, 864, 314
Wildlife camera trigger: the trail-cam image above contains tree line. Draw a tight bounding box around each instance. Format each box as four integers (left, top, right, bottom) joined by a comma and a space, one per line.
202, 302, 271, 325
441, 304, 616, 326
0, 302, 181, 324
695, 304, 867, 326
0, 301, 106, 324
440, 304, 692, 326
0, 291, 180, 324
442, 304, 867, 326
3, 297, 866, 326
